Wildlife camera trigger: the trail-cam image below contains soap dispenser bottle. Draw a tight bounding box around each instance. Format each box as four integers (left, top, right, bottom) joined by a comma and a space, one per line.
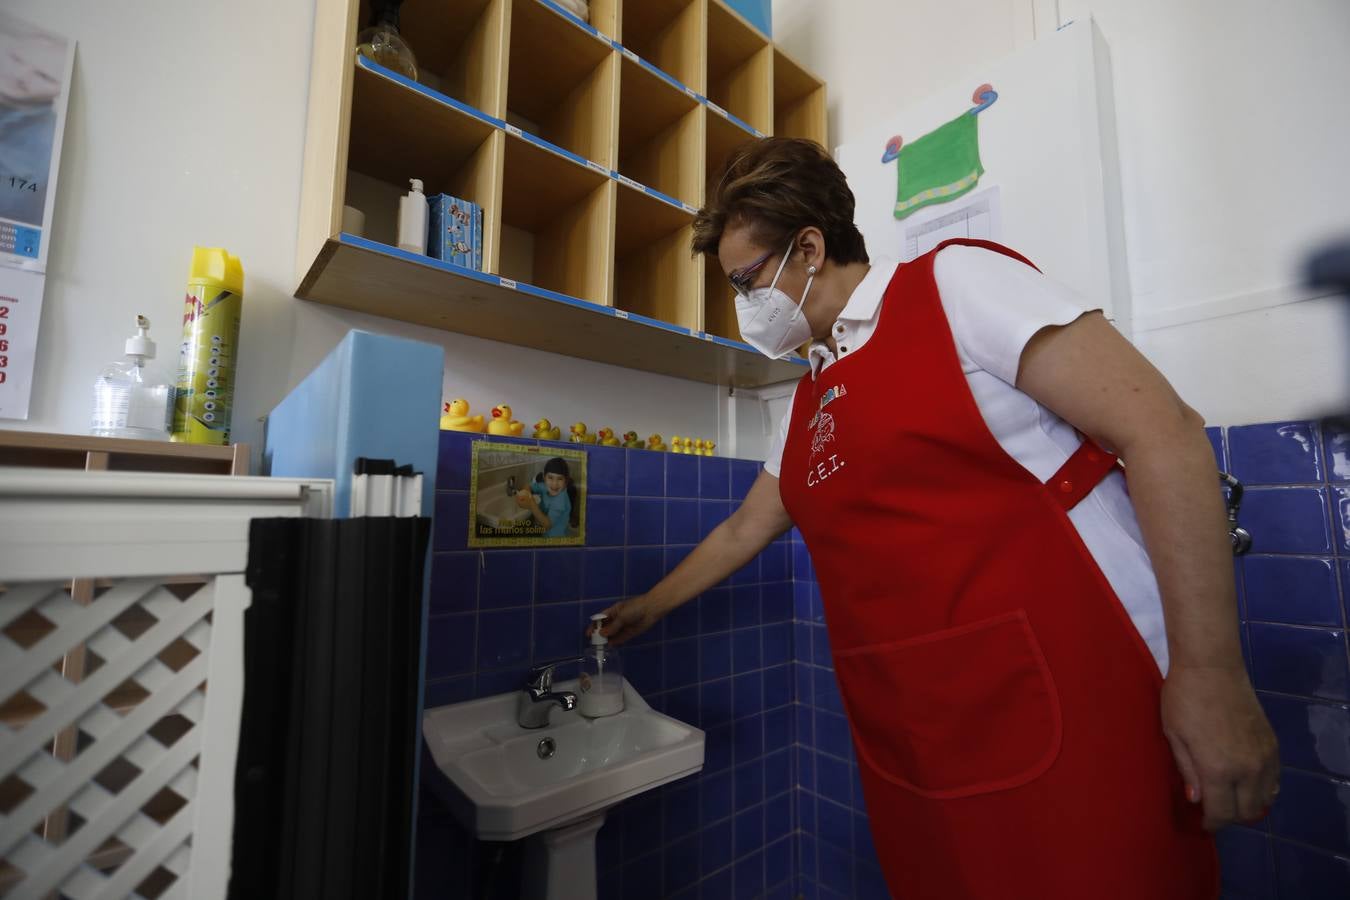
91, 315, 175, 440
578, 613, 624, 718
398, 178, 428, 254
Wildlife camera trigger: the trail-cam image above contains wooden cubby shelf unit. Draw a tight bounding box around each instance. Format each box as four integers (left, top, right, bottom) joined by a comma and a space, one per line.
296, 0, 827, 388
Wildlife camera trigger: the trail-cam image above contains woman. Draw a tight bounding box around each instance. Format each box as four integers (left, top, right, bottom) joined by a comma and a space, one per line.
593, 139, 1277, 899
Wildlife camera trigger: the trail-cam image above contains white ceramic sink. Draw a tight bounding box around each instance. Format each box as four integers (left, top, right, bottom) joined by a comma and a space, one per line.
423, 677, 704, 843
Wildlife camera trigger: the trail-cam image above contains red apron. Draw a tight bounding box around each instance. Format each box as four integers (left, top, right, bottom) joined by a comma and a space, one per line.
777, 239, 1218, 899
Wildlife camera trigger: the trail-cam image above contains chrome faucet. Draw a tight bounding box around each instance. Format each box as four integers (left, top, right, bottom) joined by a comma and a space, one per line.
505, 475, 517, 496
517, 658, 581, 729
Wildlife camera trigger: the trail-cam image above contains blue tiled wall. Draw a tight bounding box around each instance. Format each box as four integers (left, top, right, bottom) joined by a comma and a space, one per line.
419, 418, 1350, 900
418, 431, 798, 900
1212, 419, 1350, 900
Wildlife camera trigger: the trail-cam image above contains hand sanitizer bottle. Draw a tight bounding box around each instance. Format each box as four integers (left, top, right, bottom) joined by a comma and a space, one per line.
91, 316, 175, 440
578, 613, 625, 718
398, 178, 428, 254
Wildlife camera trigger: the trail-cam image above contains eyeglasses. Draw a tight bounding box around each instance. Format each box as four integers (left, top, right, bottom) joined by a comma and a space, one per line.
728, 250, 775, 298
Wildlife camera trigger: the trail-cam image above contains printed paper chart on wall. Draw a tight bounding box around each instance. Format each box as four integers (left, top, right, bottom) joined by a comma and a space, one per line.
0, 11, 75, 420
836, 17, 1132, 333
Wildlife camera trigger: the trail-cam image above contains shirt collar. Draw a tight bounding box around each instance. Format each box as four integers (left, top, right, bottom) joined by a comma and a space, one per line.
806, 260, 899, 378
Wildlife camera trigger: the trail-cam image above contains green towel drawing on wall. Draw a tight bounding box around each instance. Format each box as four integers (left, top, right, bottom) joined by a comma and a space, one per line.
882, 84, 999, 221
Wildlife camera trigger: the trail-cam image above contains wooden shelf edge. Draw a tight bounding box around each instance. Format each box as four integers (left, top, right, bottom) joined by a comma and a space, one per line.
0, 430, 238, 461
296, 236, 806, 388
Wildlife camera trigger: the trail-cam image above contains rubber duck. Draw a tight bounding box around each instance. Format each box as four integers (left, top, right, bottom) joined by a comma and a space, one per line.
597, 427, 621, 447
440, 398, 486, 432
570, 422, 597, 444
690, 438, 705, 455
533, 418, 562, 441
704, 440, 717, 457
621, 430, 643, 449
487, 404, 525, 436
670, 436, 686, 454
646, 434, 667, 452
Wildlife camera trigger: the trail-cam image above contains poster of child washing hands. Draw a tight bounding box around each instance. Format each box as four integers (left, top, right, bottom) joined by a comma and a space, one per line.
468, 442, 587, 547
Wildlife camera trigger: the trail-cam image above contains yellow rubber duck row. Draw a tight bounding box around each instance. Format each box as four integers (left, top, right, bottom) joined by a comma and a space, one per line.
440, 402, 715, 455
669, 436, 717, 456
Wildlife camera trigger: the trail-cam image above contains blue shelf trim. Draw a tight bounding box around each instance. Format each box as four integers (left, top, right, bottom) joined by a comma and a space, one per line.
355, 56, 505, 130
339, 233, 503, 288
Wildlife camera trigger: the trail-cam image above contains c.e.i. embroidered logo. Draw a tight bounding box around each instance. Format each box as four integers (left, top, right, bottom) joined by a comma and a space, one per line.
806, 385, 847, 490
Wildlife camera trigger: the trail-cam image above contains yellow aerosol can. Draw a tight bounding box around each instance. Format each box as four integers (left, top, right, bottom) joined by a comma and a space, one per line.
171, 247, 244, 444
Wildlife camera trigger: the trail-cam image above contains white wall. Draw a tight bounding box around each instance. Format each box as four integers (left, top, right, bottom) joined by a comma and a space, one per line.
3, 0, 748, 464
773, 0, 1350, 425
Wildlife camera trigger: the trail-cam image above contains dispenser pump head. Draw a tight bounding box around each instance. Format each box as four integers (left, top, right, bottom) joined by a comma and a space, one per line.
590, 613, 609, 647
125, 315, 156, 361
409, 178, 424, 194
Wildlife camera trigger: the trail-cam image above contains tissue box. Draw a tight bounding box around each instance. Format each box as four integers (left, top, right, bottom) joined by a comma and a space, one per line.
427, 193, 481, 269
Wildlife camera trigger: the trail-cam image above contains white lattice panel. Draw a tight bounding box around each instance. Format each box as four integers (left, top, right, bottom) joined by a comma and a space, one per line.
0, 576, 228, 900
0, 467, 332, 900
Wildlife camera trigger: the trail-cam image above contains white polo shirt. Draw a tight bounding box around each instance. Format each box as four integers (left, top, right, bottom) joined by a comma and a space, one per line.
765, 244, 1170, 675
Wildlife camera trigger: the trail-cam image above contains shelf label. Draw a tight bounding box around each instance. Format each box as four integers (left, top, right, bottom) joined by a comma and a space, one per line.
618, 175, 643, 190
622, 47, 639, 63
701, 332, 714, 341
708, 102, 728, 118
614, 309, 629, 319
499, 278, 518, 290
505, 124, 523, 138
587, 159, 609, 175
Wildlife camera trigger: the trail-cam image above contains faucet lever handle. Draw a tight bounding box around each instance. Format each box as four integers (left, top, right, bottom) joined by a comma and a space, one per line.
525, 657, 584, 692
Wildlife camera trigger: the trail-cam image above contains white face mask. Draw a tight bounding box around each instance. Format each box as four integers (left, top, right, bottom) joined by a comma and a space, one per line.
734, 239, 816, 359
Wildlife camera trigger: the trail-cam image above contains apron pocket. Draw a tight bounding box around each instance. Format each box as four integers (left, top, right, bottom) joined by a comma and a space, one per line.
833, 609, 1062, 799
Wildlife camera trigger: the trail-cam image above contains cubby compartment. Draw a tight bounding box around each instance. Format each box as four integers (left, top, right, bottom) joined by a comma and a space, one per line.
618, 55, 702, 206
499, 134, 614, 304
358, 0, 507, 114
618, 0, 704, 92
706, 0, 771, 134
506, 0, 618, 166
614, 182, 700, 330
773, 47, 827, 144
703, 254, 739, 341
702, 106, 755, 342
345, 62, 503, 268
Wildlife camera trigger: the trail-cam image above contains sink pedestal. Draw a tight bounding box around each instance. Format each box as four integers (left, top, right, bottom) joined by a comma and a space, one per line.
520, 813, 607, 900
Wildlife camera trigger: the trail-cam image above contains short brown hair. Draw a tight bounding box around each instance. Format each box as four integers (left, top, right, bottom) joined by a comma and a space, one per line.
692, 137, 869, 265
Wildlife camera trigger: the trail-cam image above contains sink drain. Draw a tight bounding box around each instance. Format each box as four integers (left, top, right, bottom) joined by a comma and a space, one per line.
537, 737, 556, 760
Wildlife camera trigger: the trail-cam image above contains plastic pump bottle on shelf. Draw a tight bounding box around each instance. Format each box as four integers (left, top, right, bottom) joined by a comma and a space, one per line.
90, 316, 175, 440
398, 178, 428, 254
578, 613, 624, 718
355, 0, 418, 80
